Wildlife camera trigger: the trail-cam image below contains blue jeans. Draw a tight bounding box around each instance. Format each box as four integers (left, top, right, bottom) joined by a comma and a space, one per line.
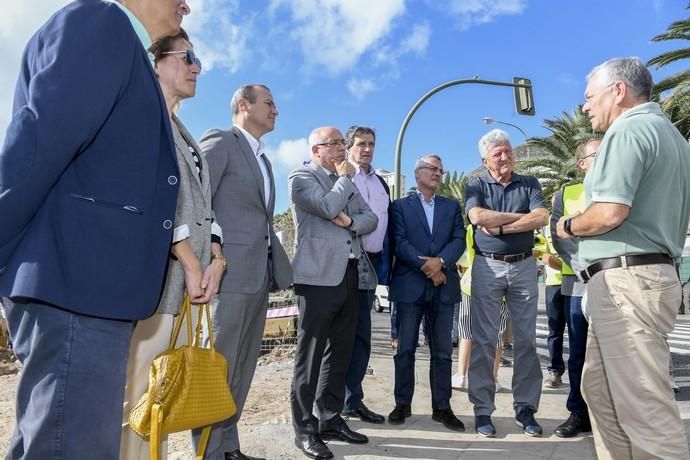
564, 295, 589, 418
393, 284, 453, 410
545, 285, 566, 374
344, 289, 374, 411
2, 297, 133, 460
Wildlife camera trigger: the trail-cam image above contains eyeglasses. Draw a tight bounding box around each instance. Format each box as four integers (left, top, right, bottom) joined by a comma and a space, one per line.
418, 166, 447, 175
162, 49, 202, 70
580, 151, 596, 160
316, 139, 347, 147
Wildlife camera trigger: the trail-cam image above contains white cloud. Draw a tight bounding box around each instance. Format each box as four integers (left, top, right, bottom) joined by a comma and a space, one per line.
346, 78, 377, 101
0, 0, 71, 141
185, 0, 246, 73
448, 0, 526, 29
269, 0, 406, 76
267, 138, 311, 172
400, 22, 431, 55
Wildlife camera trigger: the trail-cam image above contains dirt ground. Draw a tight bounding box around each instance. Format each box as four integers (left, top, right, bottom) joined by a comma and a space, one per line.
0, 345, 295, 459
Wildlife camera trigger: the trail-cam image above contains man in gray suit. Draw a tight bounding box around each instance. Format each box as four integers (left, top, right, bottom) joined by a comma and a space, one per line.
289, 126, 378, 460
197, 84, 293, 460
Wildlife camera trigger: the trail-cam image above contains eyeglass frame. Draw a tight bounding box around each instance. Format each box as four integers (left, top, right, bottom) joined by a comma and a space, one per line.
579, 150, 597, 160
162, 49, 202, 70
417, 165, 447, 176
315, 139, 347, 148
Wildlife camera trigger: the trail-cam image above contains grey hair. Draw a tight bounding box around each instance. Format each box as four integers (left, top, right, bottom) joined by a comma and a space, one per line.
478, 129, 511, 159
414, 154, 443, 170
308, 126, 339, 147
230, 84, 271, 115
575, 135, 602, 161
587, 57, 652, 100
344, 125, 376, 149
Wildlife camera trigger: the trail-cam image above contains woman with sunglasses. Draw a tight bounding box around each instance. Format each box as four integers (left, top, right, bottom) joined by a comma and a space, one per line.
120, 28, 226, 460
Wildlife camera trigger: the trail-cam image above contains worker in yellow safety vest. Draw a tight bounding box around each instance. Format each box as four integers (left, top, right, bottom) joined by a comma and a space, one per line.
548, 136, 599, 437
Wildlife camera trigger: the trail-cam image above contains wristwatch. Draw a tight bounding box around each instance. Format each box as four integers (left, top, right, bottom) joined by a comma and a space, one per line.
211, 252, 227, 271
439, 256, 446, 268
564, 218, 576, 237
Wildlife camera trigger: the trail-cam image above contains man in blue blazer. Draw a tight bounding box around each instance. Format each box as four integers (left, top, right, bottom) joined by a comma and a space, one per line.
388, 154, 466, 431
0, 1, 189, 458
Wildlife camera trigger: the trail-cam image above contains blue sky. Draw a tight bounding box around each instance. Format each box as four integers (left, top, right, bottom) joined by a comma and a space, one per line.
1, 0, 686, 213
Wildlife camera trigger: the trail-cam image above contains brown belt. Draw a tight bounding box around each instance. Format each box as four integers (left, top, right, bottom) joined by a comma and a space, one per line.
476, 250, 532, 263
579, 253, 674, 283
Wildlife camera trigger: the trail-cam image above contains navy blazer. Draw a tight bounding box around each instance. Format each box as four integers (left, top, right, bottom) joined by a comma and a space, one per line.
389, 194, 465, 304
0, 1, 179, 320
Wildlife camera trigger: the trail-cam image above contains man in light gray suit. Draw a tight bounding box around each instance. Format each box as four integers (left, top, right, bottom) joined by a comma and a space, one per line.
289, 126, 378, 460
196, 84, 293, 460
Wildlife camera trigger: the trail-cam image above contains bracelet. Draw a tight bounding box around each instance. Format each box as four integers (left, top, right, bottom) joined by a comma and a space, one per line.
564, 218, 576, 237
499, 225, 504, 236
211, 252, 228, 271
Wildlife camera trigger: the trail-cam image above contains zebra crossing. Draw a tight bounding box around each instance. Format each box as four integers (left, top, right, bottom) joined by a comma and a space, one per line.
535, 311, 690, 358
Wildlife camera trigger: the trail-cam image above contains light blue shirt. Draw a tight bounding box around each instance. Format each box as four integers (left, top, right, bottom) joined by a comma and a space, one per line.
416, 190, 435, 233
110, 1, 154, 64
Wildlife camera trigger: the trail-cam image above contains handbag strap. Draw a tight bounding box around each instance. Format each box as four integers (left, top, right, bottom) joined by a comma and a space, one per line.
193, 303, 216, 353
195, 426, 212, 460
169, 295, 194, 350
150, 403, 162, 460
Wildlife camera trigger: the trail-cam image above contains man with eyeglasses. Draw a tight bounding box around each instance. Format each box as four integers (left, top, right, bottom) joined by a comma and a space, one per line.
465, 129, 548, 438
0, 0, 190, 458
557, 57, 690, 459
289, 126, 377, 460
194, 84, 293, 460
340, 125, 391, 425
387, 154, 467, 432
548, 136, 599, 439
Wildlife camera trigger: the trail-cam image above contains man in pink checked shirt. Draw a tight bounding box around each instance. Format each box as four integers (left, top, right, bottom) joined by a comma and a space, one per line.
340, 125, 392, 424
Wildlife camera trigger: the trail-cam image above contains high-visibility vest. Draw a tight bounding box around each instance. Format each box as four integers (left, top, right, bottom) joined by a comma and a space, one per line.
561, 183, 586, 275
542, 226, 562, 286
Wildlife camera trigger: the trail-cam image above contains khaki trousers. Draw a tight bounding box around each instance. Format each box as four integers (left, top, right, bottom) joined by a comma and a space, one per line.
582, 264, 689, 460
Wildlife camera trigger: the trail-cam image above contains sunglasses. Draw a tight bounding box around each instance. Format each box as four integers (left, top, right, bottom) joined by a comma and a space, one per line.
161, 49, 202, 70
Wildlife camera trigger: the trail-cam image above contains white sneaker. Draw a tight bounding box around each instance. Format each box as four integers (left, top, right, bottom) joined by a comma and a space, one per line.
451, 374, 467, 390
495, 380, 503, 393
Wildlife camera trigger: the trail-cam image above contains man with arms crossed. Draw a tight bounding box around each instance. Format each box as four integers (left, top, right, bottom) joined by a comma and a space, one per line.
289, 126, 377, 460
557, 56, 690, 459
196, 84, 293, 460
465, 129, 547, 438
0, 0, 190, 458
549, 137, 599, 438
341, 125, 391, 424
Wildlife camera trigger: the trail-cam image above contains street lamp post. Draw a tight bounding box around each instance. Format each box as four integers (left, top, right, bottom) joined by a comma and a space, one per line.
482, 116, 530, 159
393, 77, 534, 199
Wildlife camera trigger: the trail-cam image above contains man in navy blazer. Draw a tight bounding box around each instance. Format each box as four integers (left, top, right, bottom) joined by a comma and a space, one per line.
0, 0, 189, 458
387, 154, 466, 432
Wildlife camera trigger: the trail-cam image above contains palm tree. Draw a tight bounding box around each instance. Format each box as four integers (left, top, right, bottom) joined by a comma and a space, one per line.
648, 4, 690, 139
515, 106, 595, 202
436, 170, 468, 204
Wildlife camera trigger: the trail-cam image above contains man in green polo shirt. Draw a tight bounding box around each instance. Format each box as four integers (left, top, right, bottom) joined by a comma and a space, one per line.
557, 56, 690, 459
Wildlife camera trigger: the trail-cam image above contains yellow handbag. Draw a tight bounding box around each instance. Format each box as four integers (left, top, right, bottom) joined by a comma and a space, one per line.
128, 296, 237, 460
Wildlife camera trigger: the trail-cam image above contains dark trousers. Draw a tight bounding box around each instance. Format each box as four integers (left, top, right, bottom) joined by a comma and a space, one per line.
564, 295, 589, 419
545, 285, 566, 374
291, 263, 359, 434
344, 288, 374, 411
2, 297, 133, 460
394, 284, 453, 410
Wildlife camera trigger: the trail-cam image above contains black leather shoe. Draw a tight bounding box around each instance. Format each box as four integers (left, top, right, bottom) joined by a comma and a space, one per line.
475, 415, 496, 437
224, 450, 265, 460
388, 404, 411, 424
432, 408, 465, 432
515, 408, 543, 437
554, 413, 592, 438
342, 404, 385, 424
294, 435, 333, 459
319, 419, 369, 444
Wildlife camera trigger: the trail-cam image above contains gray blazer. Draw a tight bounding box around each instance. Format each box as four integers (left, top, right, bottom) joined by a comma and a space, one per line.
201, 126, 293, 295
289, 161, 378, 286
156, 115, 214, 315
